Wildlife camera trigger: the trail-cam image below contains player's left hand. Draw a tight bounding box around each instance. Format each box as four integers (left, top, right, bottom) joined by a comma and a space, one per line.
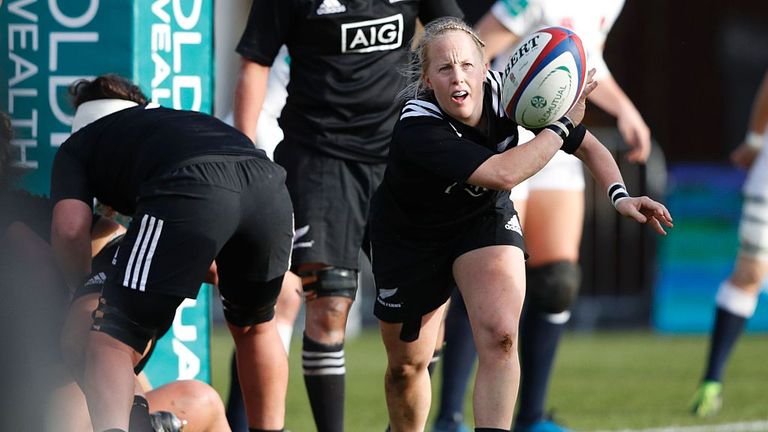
617, 106, 652, 164
615, 196, 673, 235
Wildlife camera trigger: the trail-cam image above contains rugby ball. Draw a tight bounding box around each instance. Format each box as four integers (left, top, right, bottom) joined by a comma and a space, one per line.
501, 27, 586, 129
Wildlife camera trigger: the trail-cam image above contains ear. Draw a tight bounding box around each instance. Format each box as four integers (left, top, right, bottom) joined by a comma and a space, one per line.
423, 73, 432, 90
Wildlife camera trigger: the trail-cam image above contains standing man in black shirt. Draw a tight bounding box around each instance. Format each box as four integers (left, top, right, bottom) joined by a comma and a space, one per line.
50, 75, 294, 432
234, 1, 463, 431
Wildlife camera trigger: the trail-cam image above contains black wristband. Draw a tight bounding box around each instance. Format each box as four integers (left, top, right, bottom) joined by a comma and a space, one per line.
545, 122, 568, 141
561, 124, 586, 154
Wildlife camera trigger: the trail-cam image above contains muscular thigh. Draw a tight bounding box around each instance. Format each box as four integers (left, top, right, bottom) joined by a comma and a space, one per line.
523, 189, 584, 265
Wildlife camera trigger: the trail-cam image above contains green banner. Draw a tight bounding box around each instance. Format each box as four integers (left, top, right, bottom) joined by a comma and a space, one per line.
144, 283, 212, 387
1, 0, 213, 195
1, 0, 214, 386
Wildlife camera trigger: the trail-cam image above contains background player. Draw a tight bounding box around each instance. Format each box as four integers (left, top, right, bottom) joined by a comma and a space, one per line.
0, 112, 229, 432
233, 1, 463, 430
690, 70, 768, 417
433, 2, 653, 430
50, 75, 293, 432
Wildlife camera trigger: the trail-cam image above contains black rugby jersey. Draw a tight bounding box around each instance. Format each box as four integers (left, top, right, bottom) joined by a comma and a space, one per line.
236, 0, 463, 163
51, 105, 264, 215
370, 70, 522, 239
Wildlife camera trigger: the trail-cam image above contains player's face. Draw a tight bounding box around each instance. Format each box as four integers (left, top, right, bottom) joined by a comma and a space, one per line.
424, 31, 487, 127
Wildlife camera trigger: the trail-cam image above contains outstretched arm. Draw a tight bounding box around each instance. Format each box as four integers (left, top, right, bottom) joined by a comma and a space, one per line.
575, 133, 673, 235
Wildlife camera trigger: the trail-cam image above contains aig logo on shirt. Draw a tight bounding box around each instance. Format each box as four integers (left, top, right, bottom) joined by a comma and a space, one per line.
341, 14, 403, 54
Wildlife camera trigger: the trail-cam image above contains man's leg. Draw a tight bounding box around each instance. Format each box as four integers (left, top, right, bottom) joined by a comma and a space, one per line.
226, 272, 301, 432
84, 289, 182, 432
434, 292, 476, 432
381, 304, 447, 432
692, 255, 768, 416
300, 266, 357, 432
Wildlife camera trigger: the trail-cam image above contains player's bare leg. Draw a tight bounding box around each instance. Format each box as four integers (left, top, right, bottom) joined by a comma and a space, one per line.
147, 380, 230, 432
82, 332, 143, 431
228, 317, 287, 430
276, 271, 303, 353
455, 245, 526, 430
380, 304, 447, 432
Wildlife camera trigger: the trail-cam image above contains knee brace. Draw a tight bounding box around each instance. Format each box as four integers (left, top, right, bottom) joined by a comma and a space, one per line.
301, 267, 358, 300
91, 295, 177, 355
526, 261, 581, 314
222, 276, 282, 327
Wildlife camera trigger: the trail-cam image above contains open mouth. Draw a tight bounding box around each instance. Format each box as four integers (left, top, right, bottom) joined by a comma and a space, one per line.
451, 90, 468, 103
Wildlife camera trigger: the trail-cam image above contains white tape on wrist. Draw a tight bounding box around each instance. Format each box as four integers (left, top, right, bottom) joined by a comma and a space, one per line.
607, 182, 630, 209
745, 132, 765, 150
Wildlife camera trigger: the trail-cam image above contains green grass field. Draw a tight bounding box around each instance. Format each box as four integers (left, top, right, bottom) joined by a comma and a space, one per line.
211, 326, 768, 431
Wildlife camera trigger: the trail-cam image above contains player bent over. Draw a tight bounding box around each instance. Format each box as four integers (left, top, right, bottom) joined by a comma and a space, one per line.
50, 75, 293, 432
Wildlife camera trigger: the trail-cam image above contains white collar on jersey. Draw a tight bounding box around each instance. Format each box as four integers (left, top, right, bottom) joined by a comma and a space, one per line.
71, 99, 139, 133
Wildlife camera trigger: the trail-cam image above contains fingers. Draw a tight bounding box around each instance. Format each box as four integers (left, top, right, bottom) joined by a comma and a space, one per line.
649, 215, 667, 235
640, 197, 674, 229
580, 69, 598, 99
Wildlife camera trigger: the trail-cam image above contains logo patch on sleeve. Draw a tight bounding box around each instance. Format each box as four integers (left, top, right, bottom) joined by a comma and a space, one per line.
341, 14, 403, 54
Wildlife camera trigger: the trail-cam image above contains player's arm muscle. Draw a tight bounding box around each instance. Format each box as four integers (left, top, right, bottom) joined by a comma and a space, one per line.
573, 131, 624, 192
475, 12, 519, 63
51, 199, 93, 293
234, 58, 271, 142
468, 129, 562, 190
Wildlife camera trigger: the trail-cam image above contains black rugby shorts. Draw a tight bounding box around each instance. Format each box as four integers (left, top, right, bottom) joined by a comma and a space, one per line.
106, 156, 293, 306
275, 140, 385, 270
371, 207, 526, 325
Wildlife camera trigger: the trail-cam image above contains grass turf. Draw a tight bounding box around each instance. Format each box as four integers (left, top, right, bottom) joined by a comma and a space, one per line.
211, 327, 768, 431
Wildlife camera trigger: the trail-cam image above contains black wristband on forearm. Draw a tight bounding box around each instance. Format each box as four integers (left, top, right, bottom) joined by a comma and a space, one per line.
561, 124, 586, 154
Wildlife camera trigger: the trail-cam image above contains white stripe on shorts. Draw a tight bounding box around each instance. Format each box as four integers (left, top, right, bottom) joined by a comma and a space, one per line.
138, 218, 163, 291
123, 215, 149, 287
123, 215, 164, 290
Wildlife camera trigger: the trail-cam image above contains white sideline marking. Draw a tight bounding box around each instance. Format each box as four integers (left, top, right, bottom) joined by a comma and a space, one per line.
596, 420, 768, 432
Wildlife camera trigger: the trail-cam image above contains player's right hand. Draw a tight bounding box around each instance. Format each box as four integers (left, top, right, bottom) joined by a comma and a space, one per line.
730, 143, 760, 170
565, 68, 597, 126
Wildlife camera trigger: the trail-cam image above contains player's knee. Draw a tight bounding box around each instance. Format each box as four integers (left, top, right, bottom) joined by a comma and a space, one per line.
475, 322, 518, 358
222, 276, 282, 327
183, 380, 226, 415
223, 298, 277, 328
302, 267, 358, 300
527, 261, 581, 314
387, 358, 425, 384
91, 295, 178, 355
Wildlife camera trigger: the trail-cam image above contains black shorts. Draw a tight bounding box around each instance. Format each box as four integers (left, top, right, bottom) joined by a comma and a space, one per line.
74, 233, 124, 301
274, 140, 385, 270
371, 207, 526, 325
105, 156, 293, 306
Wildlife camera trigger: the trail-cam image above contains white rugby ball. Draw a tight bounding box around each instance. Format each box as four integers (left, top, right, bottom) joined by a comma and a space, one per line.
501, 26, 587, 129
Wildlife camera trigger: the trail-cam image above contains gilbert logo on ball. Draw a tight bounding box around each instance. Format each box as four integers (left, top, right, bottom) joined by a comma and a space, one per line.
501, 27, 586, 129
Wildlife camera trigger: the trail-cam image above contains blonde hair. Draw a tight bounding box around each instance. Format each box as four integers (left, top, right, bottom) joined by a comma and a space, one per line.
399, 17, 485, 102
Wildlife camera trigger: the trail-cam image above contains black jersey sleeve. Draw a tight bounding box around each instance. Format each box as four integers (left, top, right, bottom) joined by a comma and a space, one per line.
418, 0, 465, 24
236, 0, 293, 66
50, 148, 93, 206
395, 116, 495, 183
